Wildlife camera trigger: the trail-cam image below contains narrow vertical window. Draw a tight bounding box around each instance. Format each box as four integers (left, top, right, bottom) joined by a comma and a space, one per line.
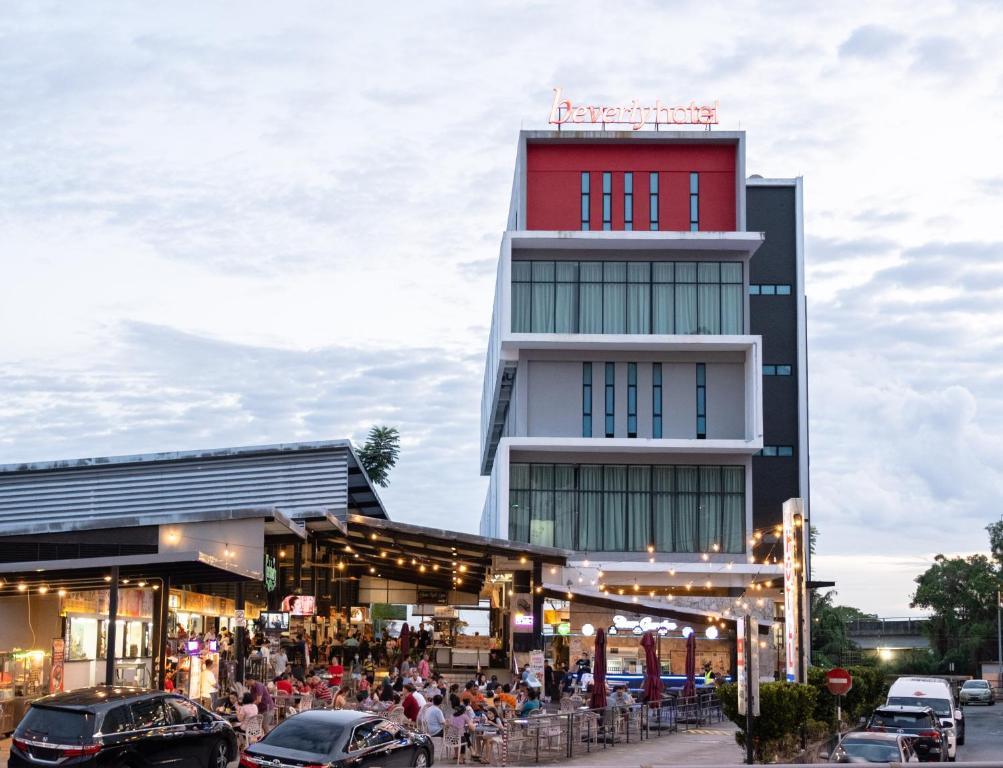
627, 363, 637, 438
652, 363, 663, 438
649, 172, 659, 230
689, 172, 699, 231
604, 362, 615, 437
623, 173, 633, 231
696, 363, 706, 438
581, 172, 590, 231
582, 363, 593, 437
602, 172, 612, 231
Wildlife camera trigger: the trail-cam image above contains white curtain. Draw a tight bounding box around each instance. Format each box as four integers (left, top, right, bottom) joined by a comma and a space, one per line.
602, 465, 627, 551
722, 467, 745, 553
579, 262, 603, 333
652, 467, 674, 551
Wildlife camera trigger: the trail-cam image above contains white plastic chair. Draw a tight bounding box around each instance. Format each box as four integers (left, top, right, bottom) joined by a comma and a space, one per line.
441, 724, 465, 764
238, 714, 264, 750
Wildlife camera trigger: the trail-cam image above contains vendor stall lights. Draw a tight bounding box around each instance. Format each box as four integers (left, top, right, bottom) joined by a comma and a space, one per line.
17, 583, 26, 592
58, 588, 66, 597
682, 626, 694, 638
705, 626, 719, 639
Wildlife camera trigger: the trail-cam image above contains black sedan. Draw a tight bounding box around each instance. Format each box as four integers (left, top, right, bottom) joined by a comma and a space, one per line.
864, 705, 948, 761
9, 686, 237, 768
240, 710, 434, 768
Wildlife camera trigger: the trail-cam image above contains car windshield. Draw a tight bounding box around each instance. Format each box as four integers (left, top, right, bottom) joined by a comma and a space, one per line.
870, 711, 928, 729
19, 707, 95, 742
962, 680, 989, 689
887, 696, 951, 716
838, 740, 900, 762
261, 717, 344, 755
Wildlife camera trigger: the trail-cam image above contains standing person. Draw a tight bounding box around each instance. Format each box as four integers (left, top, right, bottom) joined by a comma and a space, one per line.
245, 674, 276, 732
401, 683, 425, 723
328, 656, 344, 689
198, 658, 217, 708
418, 653, 431, 680
575, 651, 591, 685
363, 654, 375, 686
272, 645, 288, 679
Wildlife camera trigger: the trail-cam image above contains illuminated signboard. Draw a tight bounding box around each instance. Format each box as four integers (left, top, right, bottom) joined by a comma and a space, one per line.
549, 88, 719, 131
782, 498, 806, 682
607, 614, 677, 636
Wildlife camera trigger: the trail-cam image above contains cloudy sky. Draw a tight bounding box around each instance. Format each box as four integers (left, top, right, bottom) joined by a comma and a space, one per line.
1, 1, 1001, 616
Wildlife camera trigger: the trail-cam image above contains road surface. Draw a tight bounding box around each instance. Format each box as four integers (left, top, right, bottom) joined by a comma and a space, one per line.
956, 702, 1003, 762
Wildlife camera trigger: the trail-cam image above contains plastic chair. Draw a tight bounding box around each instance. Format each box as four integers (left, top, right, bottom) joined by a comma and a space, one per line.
238, 714, 264, 750
441, 724, 465, 764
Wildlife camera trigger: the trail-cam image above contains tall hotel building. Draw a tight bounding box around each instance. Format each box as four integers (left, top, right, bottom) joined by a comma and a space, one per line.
479, 130, 808, 670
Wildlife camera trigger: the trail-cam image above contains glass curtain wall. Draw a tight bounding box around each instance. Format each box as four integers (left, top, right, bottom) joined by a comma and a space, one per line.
508, 463, 745, 553
512, 260, 743, 335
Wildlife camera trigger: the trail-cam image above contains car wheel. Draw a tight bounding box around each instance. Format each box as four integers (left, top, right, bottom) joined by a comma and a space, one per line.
412, 747, 430, 767
210, 739, 229, 768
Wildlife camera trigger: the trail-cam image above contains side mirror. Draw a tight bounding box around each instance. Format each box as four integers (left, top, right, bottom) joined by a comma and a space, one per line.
940, 719, 953, 729
954, 709, 962, 720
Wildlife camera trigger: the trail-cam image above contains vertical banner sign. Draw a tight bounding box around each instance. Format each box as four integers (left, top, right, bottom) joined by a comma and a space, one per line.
749, 618, 760, 716
50, 638, 65, 693
736, 617, 747, 715
782, 499, 801, 682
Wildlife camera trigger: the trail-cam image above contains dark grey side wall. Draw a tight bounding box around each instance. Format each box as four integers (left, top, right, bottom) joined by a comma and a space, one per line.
747, 185, 800, 535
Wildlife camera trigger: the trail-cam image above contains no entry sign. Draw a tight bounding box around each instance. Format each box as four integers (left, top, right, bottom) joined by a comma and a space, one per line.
826, 668, 853, 696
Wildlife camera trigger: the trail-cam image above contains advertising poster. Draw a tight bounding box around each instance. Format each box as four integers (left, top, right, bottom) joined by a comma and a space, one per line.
511, 593, 533, 633
50, 638, 65, 693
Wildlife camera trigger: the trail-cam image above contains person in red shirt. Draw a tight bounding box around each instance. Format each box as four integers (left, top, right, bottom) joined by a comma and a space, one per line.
275, 673, 294, 695
401, 683, 424, 723
327, 657, 344, 688
310, 676, 333, 704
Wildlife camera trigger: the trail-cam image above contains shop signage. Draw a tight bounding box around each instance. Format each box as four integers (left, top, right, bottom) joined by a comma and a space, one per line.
783, 498, 807, 682
512, 593, 534, 633
549, 88, 720, 130
417, 589, 448, 605
50, 638, 65, 693
263, 555, 277, 592
234, 609, 246, 628
557, 622, 571, 636
607, 614, 677, 636
350, 606, 369, 624
530, 650, 546, 681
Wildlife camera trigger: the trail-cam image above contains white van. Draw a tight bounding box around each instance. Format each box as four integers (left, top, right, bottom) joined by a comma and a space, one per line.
886, 677, 965, 760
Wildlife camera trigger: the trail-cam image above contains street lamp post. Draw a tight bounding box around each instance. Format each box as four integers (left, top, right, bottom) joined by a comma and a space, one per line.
997, 590, 1002, 694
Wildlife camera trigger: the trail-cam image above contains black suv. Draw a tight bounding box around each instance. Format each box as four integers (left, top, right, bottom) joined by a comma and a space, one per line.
864, 704, 948, 762
10, 686, 237, 768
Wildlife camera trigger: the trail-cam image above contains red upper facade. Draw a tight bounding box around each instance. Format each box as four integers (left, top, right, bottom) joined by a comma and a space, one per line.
525, 141, 738, 232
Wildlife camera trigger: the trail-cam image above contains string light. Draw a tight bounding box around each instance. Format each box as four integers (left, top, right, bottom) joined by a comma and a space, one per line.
17, 583, 26, 592
38, 585, 48, 594
701, 553, 709, 561
58, 588, 67, 597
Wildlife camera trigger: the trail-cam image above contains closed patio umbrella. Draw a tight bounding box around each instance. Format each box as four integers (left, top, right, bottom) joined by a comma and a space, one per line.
640, 631, 663, 703
590, 627, 607, 709
681, 630, 697, 698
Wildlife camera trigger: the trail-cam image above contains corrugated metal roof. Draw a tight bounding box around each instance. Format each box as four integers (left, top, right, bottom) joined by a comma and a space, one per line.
0, 440, 388, 535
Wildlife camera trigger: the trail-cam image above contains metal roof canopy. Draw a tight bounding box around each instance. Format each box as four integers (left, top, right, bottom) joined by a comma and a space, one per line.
307, 515, 572, 594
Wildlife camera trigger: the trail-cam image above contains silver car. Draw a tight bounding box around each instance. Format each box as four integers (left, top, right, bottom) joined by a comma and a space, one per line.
959, 679, 994, 706
828, 732, 919, 763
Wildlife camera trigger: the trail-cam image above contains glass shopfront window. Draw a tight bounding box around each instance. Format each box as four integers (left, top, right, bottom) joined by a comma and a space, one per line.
66, 616, 151, 660
508, 462, 745, 554
512, 260, 743, 335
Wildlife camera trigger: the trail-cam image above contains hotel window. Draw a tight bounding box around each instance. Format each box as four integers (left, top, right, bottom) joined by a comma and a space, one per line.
508, 462, 745, 553
513, 259, 743, 334
750, 284, 792, 295
696, 363, 706, 438
602, 172, 612, 230
689, 172, 699, 231
581, 172, 590, 230
627, 363, 637, 437
649, 172, 659, 230
623, 172, 633, 230
582, 363, 593, 437
763, 365, 793, 376
604, 363, 615, 437
652, 363, 663, 438
759, 446, 794, 457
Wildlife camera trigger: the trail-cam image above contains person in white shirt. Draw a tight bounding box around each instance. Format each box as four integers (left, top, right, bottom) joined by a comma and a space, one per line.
198, 658, 217, 707
273, 648, 288, 678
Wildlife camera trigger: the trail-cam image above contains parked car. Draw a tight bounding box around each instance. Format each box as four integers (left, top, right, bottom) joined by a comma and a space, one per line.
828, 732, 920, 763
240, 710, 434, 768
863, 705, 948, 762
9, 685, 237, 768
887, 676, 965, 753
959, 679, 994, 706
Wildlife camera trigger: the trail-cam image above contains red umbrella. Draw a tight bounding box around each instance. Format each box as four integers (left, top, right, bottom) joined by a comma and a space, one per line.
590, 628, 608, 709
681, 631, 697, 698
399, 623, 410, 664
640, 631, 663, 704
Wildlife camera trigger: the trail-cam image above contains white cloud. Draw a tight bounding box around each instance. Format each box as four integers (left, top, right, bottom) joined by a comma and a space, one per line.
1, 0, 1003, 615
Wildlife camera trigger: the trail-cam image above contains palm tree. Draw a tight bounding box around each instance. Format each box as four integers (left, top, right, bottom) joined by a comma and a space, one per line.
356, 426, 400, 488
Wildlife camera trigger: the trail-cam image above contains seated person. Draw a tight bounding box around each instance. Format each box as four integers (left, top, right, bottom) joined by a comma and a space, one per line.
275, 673, 294, 695
608, 685, 634, 710
494, 684, 517, 709
420, 694, 446, 737
517, 688, 541, 717
216, 691, 239, 716
235, 692, 258, 731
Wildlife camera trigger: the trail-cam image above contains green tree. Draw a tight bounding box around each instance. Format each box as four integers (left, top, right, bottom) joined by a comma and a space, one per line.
987, 520, 1003, 569
911, 553, 999, 674
810, 590, 875, 667
355, 425, 401, 488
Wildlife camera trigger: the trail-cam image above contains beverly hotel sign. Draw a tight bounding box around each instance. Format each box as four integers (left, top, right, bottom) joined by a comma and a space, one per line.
548, 88, 719, 130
